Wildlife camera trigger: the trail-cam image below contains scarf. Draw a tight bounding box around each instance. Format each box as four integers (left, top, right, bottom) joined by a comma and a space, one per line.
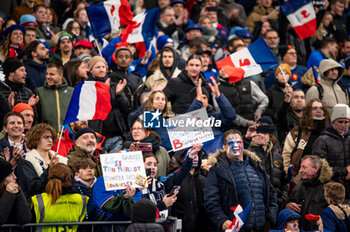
9, 44, 24, 58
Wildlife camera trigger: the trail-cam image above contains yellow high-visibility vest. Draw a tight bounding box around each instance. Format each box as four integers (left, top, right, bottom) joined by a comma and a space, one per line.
32, 193, 88, 232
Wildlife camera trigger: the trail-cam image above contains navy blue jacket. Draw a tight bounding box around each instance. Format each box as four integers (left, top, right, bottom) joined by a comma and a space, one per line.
24, 59, 47, 91
204, 151, 278, 231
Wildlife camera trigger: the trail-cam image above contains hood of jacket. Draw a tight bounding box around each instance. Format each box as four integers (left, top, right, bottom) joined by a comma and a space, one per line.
207, 149, 261, 167
159, 46, 179, 80
23, 59, 47, 69
328, 204, 350, 220
294, 158, 333, 183
321, 124, 349, 139
319, 59, 344, 83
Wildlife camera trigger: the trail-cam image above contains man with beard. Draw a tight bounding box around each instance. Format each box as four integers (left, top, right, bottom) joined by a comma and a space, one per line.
276, 89, 305, 143
52, 120, 88, 157
145, 46, 181, 89
49, 31, 75, 64
68, 128, 102, 177
24, 40, 49, 91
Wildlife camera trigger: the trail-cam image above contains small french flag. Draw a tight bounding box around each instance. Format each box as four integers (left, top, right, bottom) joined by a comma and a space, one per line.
64, 81, 112, 124
280, 0, 316, 39
216, 37, 278, 81
226, 202, 251, 232
86, 0, 133, 38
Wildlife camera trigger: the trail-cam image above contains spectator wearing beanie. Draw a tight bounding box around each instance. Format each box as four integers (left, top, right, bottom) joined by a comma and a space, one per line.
265, 64, 293, 122
88, 56, 108, 83
12, 103, 34, 133
49, 31, 75, 64
74, 39, 93, 57
312, 104, 350, 199
0, 158, 31, 225
67, 127, 103, 177
125, 198, 164, 232
0, 57, 37, 110
265, 45, 308, 90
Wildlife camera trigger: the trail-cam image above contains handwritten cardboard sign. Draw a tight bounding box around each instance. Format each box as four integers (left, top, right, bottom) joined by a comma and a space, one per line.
166, 108, 215, 151
100, 151, 146, 190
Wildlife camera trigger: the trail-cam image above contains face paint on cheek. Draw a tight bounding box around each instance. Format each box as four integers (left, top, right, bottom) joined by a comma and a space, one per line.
227, 137, 243, 156
192, 154, 198, 166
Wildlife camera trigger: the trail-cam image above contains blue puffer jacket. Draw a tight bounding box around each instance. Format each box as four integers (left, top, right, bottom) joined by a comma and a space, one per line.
204, 150, 278, 232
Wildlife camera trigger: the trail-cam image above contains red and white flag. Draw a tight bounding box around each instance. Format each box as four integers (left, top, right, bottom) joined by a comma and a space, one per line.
280, 0, 316, 39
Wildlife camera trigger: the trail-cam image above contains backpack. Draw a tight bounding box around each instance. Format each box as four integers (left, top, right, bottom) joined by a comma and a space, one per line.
315, 83, 348, 100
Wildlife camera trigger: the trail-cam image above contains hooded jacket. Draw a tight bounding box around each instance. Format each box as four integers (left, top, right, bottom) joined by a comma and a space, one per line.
305, 59, 349, 113
204, 149, 278, 231
287, 159, 333, 231
321, 204, 350, 232
312, 125, 350, 191
164, 70, 209, 114
35, 78, 74, 132
23, 59, 47, 91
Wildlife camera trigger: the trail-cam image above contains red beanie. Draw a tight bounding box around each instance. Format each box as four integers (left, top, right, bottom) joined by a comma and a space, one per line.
12, 103, 34, 113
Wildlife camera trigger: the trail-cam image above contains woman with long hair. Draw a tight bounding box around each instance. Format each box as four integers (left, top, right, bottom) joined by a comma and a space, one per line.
15, 123, 67, 199
0, 158, 31, 225
32, 163, 88, 231
0, 25, 25, 62
64, 58, 88, 87
282, 98, 331, 177
124, 119, 170, 177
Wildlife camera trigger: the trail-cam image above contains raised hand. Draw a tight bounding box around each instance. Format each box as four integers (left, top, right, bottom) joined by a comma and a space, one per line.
116, 79, 127, 95
208, 76, 221, 97
28, 94, 39, 106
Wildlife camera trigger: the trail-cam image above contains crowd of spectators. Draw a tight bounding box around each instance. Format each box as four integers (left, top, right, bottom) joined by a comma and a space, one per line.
1, 0, 350, 232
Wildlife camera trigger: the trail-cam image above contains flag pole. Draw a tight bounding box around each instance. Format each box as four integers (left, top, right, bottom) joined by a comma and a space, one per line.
279, 65, 288, 84
56, 125, 65, 154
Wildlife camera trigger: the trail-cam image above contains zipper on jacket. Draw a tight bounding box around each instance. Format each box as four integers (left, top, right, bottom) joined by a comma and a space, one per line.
55, 89, 61, 130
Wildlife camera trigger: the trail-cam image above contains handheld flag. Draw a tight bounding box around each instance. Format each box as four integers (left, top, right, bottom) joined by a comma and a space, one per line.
86, 0, 133, 38
280, 0, 316, 39
64, 81, 112, 124
226, 202, 251, 232
120, 7, 160, 57
216, 37, 278, 81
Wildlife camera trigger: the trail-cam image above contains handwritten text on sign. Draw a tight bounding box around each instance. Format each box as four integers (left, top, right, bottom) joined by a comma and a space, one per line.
100, 151, 146, 190
166, 108, 215, 151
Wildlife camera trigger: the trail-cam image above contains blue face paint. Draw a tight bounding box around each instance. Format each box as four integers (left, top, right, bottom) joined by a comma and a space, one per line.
227, 137, 243, 156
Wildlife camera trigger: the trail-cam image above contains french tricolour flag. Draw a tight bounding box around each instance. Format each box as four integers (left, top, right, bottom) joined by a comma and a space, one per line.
280, 0, 316, 39
86, 0, 133, 38
216, 37, 278, 80
64, 81, 112, 124
226, 202, 251, 232
120, 7, 160, 57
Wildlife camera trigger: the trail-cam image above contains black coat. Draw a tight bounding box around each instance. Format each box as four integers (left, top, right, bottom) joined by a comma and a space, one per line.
266, 82, 285, 121
163, 70, 209, 114
0, 190, 31, 225
171, 170, 212, 232
312, 125, 350, 197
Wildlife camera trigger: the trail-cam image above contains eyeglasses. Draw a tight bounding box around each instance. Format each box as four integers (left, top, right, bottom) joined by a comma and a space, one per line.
42, 135, 53, 140
131, 127, 144, 132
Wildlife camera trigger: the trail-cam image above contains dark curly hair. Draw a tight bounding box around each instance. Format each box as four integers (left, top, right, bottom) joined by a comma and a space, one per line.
26, 123, 57, 150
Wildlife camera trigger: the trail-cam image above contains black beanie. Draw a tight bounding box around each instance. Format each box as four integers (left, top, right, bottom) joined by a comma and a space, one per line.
0, 158, 13, 183
131, 198, 157, 223
3, 58, 24, 77
75, 127, 96, 140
